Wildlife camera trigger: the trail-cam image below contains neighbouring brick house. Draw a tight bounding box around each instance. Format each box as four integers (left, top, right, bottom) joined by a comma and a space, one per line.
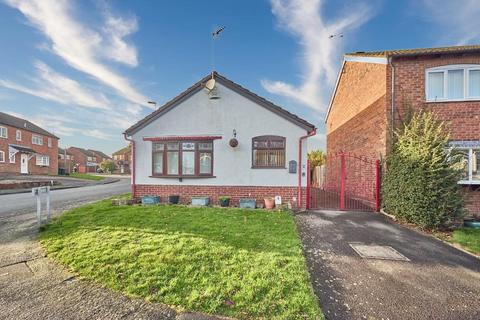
67, 147, 111, 173
326, 45, 480, 217
58, 147, 75, 174
0, 111, 58, 175
112, 145, 131, 174
124, 71, 316, 207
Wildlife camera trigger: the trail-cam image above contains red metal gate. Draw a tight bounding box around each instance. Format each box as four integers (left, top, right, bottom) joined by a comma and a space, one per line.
308, 153, 381, 212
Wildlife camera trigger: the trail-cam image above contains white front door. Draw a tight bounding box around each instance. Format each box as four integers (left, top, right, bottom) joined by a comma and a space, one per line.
21, 154, 28, 174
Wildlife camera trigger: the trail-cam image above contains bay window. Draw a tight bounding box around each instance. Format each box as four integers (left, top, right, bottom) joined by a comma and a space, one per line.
426, 65, 480, 102
252, 135, 286, 168
450, 141, 480, 184
152, 140, 213, 177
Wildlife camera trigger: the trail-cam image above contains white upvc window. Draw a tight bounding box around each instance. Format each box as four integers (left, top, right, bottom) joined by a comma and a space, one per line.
36, 155, 49, 166
16, 130, 21, 141
0, 150, 4, 162
87, 156, 93, 161
426, 64, 480, 102
9, 151, 15, 163
48, 137, 52, 148
32, 135, 43, 145
450, 141, 480, 184
0, 126, 7, 139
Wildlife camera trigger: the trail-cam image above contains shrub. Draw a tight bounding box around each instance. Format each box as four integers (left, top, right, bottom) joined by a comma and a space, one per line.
308, 150, 326, 167
382, 111, 465, 229
100, 160, 116, 173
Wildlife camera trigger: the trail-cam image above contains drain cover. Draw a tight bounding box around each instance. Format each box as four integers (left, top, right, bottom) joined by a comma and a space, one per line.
349, 243, 410, 261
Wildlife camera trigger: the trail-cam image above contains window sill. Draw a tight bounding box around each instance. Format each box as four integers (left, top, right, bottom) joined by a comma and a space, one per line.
251, 166, 286, 169
149, 175, 216, 179
426, 98, 480, 103
458, 180, 480, 185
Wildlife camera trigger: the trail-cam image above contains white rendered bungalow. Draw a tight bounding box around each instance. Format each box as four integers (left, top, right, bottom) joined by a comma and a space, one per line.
124, 72, 316, 208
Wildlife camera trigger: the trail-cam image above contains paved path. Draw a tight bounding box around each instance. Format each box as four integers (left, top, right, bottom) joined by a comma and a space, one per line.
296, 210, 480, 320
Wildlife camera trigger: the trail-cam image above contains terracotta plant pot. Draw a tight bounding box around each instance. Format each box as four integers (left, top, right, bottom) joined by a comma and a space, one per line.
264, 197, 275, 209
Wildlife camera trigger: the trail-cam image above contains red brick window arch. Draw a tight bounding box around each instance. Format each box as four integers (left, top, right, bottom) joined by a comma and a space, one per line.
252, 135, 286, 168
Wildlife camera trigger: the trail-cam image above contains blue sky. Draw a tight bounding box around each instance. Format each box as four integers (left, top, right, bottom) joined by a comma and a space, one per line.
0, 0, 479, 154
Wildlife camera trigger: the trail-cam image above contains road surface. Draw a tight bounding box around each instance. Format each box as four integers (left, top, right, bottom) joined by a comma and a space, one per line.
0, 178, 131, 218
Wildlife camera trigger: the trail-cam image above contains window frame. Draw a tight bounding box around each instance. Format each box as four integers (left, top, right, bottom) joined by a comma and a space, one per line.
425, 64, 480, 102
457, 148, 480, 185
48, 137, 52, 148
251, 135, 286, 169
0, 150, 4, 163
9, 151, 15, 163
151, 140, 214, 178
36, 154, 49, 167
32, 134, 43, 145
0, 126, 7, 139
16, 130, 21, 141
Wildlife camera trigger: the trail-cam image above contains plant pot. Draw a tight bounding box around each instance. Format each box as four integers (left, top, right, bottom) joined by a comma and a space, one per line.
192, 197, 210, 206
264, 198, 275, 209
239, 198, 256, 209
219, 198, 231, 207
168, 195, 180, 204
141, 195, 160, 205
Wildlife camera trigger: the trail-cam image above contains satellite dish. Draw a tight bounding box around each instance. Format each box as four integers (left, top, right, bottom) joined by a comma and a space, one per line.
205, 78, 216, 91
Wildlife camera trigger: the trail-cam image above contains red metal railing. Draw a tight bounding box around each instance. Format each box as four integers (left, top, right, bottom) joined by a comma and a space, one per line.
308, 153, 381, 212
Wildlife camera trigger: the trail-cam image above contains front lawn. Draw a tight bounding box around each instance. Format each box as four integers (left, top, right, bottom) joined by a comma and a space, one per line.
69, 173, 105, 181
40, 201, 322, 319
450, 228, 480, 255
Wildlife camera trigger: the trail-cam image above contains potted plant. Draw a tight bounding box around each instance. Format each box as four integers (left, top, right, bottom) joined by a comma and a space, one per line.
264, 197, 275, 209
219, 196, 231, 207
168, 195, 180, 204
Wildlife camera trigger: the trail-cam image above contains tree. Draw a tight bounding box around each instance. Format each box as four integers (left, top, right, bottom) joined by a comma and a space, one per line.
382, 110, 465, 229
308, 150, 326, 167
100, 160, 116, 174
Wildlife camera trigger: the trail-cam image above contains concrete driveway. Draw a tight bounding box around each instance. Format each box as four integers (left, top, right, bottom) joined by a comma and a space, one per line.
296, 210, 480, 320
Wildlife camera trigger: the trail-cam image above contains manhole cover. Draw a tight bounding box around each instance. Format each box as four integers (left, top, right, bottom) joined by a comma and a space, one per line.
349, 243, 410, 261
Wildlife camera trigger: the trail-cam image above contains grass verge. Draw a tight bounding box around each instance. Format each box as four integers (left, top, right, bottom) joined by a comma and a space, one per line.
449, 228, 480, 255
40, 201, 322, 319
69, 173, 105, 181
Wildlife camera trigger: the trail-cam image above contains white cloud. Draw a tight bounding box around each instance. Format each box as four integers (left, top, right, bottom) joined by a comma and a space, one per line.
0, 61, 111, 110
262, 0, 374, 111
4, 0, 151, 108
418, 0, 480, 45
83, 129, 113, 140
102, 11, 138, 66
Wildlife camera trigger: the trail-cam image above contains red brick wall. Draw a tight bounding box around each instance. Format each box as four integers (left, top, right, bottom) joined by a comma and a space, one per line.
326, 96, 388, 158
0, 124, 58, 175
135, 184, 306, 208
389, 53, 480, 141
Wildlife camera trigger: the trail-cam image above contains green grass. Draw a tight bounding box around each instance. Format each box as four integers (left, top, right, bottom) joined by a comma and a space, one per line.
450, 228, 480, 254
40, 201, 322, 319
69, 173, 105, 181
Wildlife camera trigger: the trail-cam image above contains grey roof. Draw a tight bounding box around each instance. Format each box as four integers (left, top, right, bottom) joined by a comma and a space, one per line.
0, 111, 58, 139
58, 147, 74, 156
346, 44, 480, 58
88, 149, 111, 160
9, 144, 36, 154
125, 71, 315, 135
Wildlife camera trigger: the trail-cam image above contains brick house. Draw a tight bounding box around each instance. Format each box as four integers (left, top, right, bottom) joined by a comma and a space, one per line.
0, 111, 59, 175
58, 147, 75, 174
67, 147, 111, 173
112, 145, 131, 174
325, 45, 480, 217
124, 71, 316, 207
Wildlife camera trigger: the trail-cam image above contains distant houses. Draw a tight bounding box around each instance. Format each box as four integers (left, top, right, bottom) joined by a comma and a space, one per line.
67, 147, 112, 173
0, 111, 59, 175
112, 145, 131, 174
